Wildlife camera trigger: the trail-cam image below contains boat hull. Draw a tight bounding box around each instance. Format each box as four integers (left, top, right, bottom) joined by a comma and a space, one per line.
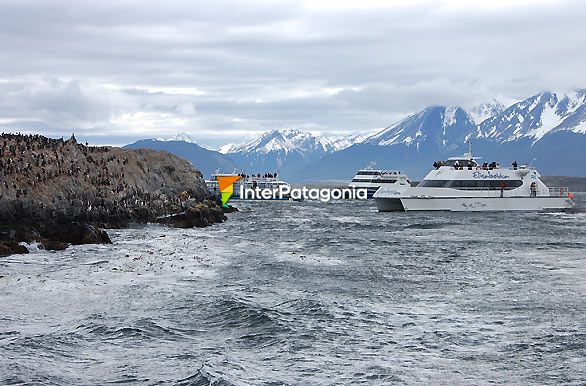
374, 197, 405, 212
400, 196, 574, 212
372, 185, 411, 211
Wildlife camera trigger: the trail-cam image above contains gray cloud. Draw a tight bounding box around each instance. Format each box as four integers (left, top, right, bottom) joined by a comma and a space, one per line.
0, 0, 584, 148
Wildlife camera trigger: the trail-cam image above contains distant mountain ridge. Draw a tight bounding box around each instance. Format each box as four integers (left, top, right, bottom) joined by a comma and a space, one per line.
364, 106, 477, 150
478, 90, 586, 142
294, 90, 586, 181
295, 106, 479, 181
220, 128, 365, 178
124, 138, 237, 177
124, 89, 586, 181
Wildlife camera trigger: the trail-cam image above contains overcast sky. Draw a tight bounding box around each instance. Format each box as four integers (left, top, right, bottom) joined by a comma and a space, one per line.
0, 0, 584, 148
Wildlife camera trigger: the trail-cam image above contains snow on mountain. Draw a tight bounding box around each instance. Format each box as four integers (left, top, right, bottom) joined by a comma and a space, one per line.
218, 143, 237, 154
224, 128, 361, 156
365, 106, 477, 152
319, 133, 367, 152
221, 129, 366, 178
130, 89, 586, 180
156, 132, 196, 143
469, 99, 506, 124
478, 90, 586, 143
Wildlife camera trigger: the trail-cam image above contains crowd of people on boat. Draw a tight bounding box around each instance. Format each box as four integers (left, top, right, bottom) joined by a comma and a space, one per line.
237, 172, 279, 179
433, 159, 520, 171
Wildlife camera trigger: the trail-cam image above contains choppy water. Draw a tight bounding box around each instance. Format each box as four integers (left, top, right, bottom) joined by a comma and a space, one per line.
1, 197, 586, 385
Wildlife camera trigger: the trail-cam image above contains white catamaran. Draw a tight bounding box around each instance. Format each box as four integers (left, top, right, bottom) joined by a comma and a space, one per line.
374, 150, 575, 212
349, 166, 411, 199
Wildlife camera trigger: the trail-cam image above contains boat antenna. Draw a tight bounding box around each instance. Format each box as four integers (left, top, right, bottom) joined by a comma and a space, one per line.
466, 137, 473, 160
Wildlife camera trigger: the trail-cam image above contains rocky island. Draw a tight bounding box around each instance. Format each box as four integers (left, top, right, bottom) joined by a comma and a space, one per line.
0, 133, 228, 257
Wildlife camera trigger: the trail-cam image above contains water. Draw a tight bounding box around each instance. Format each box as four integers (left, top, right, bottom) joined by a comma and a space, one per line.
1, 197, 585, 385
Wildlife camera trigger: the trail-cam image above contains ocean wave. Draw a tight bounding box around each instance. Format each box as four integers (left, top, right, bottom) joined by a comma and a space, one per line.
203, 297, 288, 333
75, 318, 182, 341
174, 367, 235, 386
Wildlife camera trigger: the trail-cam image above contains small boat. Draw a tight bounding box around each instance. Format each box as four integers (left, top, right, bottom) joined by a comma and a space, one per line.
374, 150, 575, 212
348, 165, 411, 199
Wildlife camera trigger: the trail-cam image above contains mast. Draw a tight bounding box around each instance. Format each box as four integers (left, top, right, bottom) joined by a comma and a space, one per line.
466, 138, 473, 160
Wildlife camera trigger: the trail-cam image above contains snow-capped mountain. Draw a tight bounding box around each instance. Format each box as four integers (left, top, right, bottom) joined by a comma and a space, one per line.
222, 128, 357, 156
479, 90, 586, 143
470, 90, 586, 176
157, 132, 197, 143
469, 99, 506, 124
298, 91, 586, 181
319, 133, 368, 152
222, 129, 365, 178
125, 89, 586, 181
295, 106, 478, 181
365, 106, 477, 152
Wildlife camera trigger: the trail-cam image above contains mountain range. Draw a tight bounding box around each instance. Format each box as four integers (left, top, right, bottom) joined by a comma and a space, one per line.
124, 136, 237, 177
125, 90, 586, 181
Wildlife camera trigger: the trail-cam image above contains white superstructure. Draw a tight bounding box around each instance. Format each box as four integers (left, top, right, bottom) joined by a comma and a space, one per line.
374, 153, 575, 212
349, 167, 411, 199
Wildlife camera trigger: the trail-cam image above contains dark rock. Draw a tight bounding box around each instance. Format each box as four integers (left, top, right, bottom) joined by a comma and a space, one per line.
41, 223, 112, 245
156, 207, 226, 228
0, 133, 234, 257
0, 241, 29, 256
0, 229, 16, 240
42, 240, 69, 251
222, 205, 239, 213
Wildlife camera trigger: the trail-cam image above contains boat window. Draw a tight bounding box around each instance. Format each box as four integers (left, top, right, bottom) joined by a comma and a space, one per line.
356, 171, 380, 176
419, 179, 523, 189
448, 180, 523, 189
419, 180, 450, 187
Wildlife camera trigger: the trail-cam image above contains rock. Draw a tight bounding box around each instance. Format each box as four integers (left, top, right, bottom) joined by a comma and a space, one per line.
42, 240, 69, 251
156, 207, 226, 228
0, 241, 29, 256
0, 133, 234, 257
222, 205, 239, 213
41, 223, 112, 245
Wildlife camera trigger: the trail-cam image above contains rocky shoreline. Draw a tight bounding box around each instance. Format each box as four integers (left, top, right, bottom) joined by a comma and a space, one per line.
0, 133, 234, 257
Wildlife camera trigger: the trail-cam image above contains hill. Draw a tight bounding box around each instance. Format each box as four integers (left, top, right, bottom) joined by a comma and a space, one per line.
0, 133, 227, 256
124, 138, 237, 178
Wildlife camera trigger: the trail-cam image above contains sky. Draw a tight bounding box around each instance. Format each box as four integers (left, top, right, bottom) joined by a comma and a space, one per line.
0, 0, 584, 148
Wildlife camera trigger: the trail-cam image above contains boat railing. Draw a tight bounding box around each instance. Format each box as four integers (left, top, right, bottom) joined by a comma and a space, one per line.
444, 166, 537, 171
247, 176, 279, 182
505, 166, 537, 171
548, 187, 570, 197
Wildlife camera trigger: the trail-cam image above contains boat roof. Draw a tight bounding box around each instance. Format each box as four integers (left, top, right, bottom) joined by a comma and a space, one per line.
356, 169, 402, 173
446, 156, 482, 161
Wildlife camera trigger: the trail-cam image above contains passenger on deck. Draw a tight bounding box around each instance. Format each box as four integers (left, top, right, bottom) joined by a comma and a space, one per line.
512, 161, 518, 170
530, 182, 537, 197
